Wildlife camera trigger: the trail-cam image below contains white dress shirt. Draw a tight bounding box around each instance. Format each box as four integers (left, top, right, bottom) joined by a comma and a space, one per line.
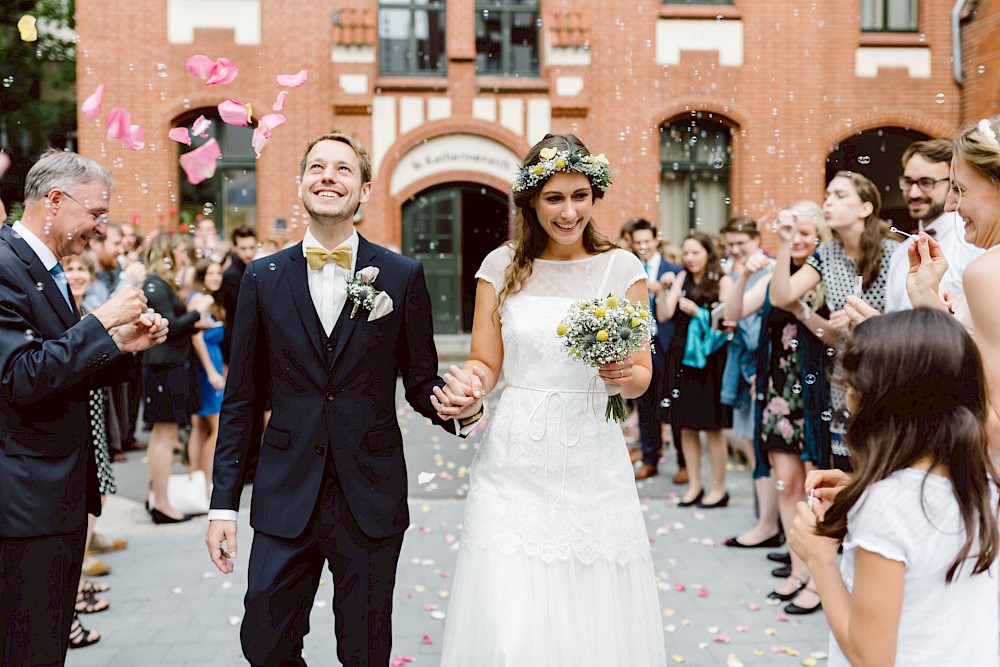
302, 227, 358, 335
12, 220, 59, 272
884, 211, 984, 312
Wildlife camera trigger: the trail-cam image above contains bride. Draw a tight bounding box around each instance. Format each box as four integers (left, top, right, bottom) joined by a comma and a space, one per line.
438, 134, 667, 665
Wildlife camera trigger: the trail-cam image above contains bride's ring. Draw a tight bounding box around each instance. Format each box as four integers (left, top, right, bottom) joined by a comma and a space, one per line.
619, 369, 624, 379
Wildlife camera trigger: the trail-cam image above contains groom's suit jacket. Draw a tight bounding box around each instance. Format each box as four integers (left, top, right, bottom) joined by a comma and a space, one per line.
211, 235, 453, 539
0, 224, 135, 538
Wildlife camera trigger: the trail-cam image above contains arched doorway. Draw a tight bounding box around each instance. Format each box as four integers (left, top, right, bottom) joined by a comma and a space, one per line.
402, 182, 511, 333
826, 126, 930, 230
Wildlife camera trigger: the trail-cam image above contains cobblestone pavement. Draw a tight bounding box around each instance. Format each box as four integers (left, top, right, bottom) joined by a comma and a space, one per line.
67, 378, 830, 667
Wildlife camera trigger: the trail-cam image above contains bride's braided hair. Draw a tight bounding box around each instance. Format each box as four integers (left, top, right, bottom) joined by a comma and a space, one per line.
496, 134, 616, 310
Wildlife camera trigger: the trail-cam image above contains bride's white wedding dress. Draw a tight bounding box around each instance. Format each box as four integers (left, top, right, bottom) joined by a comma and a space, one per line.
440, 246, 667, 667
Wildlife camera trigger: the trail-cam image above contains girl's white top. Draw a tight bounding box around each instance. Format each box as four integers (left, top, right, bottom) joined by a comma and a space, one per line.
829, 468, 999, 666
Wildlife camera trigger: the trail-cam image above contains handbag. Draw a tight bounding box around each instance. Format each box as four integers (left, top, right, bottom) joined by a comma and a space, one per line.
149, 471, 210, 516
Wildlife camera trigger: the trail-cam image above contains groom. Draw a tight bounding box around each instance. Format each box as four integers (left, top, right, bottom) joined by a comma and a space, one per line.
206, 131, 483, 666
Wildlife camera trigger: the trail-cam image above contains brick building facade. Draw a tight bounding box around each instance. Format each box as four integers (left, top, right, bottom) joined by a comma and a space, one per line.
74, 0, 990, 332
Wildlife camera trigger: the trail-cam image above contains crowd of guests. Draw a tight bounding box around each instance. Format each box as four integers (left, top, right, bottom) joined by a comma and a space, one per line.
54, 219, 271, 648
618, 128, 998, 634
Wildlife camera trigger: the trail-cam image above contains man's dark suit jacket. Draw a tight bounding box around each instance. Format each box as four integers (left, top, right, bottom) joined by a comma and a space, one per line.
216, 253, 246, 365
211, 235, 452, 540
0, 224, 135, 538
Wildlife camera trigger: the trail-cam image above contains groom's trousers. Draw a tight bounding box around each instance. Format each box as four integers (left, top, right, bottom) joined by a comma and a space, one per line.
242, 465, 405, 666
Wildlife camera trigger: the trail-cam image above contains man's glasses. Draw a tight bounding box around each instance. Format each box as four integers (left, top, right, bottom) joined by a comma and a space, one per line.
62, 191, 110, 225
898, 177, 949, 193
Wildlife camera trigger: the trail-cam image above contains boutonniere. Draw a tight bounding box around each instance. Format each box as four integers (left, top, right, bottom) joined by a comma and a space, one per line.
345, 266, 394, 321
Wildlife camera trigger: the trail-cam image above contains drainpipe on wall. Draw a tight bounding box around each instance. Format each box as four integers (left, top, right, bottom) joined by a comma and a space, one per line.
952, 0, 968, 86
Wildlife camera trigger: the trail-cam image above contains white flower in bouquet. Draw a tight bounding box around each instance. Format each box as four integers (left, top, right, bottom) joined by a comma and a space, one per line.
556, 295, 655, 421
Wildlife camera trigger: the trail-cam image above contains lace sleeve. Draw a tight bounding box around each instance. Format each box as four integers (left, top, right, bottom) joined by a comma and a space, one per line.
474, 244, 514, 293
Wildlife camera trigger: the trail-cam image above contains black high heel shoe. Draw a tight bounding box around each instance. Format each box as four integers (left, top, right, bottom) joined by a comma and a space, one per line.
767, 576, 808, 602
697, 491, 730, 509
678, 490, 704, 507
149, 508, 193, 525
724, 532, 784, 549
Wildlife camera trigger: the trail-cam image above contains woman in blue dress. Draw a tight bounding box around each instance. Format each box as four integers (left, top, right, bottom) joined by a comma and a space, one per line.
188, 258, 226, 492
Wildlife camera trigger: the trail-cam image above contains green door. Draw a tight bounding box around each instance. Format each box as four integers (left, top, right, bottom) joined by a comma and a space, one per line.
402, 189, 460, 334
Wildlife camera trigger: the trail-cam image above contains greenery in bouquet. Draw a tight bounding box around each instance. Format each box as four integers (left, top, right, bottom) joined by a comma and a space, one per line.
556, 295, 655, 421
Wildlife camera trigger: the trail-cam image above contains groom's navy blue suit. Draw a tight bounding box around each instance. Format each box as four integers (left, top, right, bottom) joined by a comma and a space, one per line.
212, 235, 455, 666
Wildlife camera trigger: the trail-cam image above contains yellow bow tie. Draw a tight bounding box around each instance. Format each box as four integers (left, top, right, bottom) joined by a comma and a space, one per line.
305, 245, 352, 271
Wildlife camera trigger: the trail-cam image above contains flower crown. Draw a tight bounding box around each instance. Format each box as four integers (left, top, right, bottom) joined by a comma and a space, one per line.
513, 146, 613, 194
977, 119, 999, 148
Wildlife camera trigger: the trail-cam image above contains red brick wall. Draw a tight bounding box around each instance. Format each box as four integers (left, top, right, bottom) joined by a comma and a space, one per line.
75, 0, 965, 252
958, 0, 1000, 122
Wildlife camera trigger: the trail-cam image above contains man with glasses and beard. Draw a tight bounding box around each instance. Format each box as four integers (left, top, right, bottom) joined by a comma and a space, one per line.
884, 139, 982, 312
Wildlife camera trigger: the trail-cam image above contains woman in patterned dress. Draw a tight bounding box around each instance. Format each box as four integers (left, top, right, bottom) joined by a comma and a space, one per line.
64, 254, 116, 647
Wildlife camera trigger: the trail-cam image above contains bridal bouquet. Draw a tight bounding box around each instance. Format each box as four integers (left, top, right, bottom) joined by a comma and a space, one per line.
556, 295, 655, 421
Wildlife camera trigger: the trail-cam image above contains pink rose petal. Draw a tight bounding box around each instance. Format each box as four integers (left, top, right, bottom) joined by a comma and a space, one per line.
746, 603, 761, 611
390, 657, 413, 666
713, 633, 731, 644
421, 603, 437, 612
697, 589, 709, 598
259, 113, 286, 129
179, 137, 222, 185
191, 115, 211, 137
735, 624, 750, 633
420, 635, 433, 645
774, 612, 789, 622
273, 90, 288, 111
277, 69, 308, 87
81, 83, 104, 121
168, 127, 192, 145
105, 107, 145, 151
218, 99, 249, 126
674, 583, 686, 592
185, 55, 216, 80
205, 57, 239, 85
770, 645, 786, 654
251, 124, 272, 157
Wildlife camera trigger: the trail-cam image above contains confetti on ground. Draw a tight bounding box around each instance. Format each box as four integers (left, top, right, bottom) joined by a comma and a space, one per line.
228, 616, 242, 626
429, 610, 446, 620
417, 472, 436, 485
726, 655, 745, 667
670, 655, 685, 663
172, 587, 182, 594
713, 633, 730, 643
747, 603, 762, 611
420, 635, 433, 645
390, 656, 413, 666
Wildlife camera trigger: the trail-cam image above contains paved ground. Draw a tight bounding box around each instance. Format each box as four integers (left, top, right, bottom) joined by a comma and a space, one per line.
67, 375, 831, 667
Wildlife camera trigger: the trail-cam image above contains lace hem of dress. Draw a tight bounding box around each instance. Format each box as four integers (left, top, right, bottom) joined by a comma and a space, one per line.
459, 498, 653, 566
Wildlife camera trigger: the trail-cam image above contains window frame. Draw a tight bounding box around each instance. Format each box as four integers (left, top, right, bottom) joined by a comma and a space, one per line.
377, 0, 448, 77
659, 116, 734, 237
474, 0, 540, 77
860, 0, 919, 33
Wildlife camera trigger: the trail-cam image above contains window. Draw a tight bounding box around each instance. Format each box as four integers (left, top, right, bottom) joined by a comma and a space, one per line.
659, 116, 733, 243
176, 113, 256, 239
475, 0, 539, 76
378, 0, 447, 76
861, 0, 918, 32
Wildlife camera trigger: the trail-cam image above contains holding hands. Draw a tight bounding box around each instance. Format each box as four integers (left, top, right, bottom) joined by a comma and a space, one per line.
431, 365, 485, 422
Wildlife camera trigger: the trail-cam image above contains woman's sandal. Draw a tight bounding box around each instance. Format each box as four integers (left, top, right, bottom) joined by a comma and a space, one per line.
767, 576, 808, 602
80, 579, 110, 595
68, 614, 101, 649
75, 589, 110, 614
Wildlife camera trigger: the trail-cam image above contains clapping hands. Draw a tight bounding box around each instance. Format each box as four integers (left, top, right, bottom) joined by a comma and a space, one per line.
431, 365, 485, 421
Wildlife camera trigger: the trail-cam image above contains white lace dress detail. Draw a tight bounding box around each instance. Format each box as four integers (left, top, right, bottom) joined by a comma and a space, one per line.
441, 246, 667, 667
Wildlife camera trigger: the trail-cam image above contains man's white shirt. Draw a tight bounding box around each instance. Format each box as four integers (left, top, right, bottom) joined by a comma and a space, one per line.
884, 211, 983, 312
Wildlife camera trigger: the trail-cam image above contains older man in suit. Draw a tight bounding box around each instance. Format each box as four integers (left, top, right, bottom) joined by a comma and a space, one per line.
0, 150, 168, 664
206, 131, 483, 666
